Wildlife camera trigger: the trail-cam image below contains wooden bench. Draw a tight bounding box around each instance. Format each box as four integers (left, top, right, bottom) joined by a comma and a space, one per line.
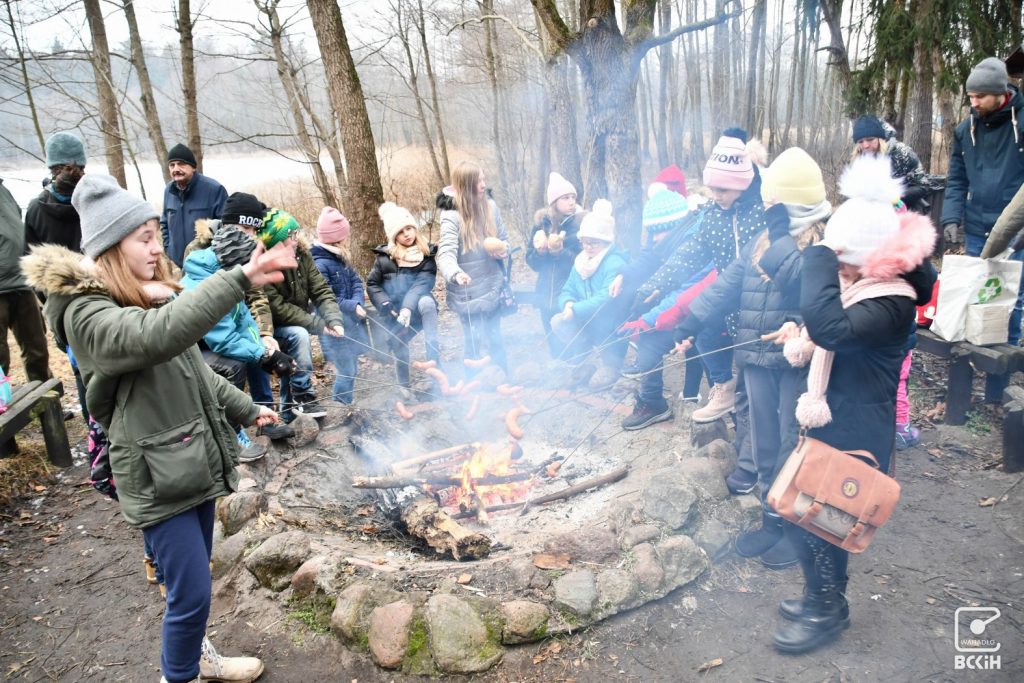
0, 378, 72, 467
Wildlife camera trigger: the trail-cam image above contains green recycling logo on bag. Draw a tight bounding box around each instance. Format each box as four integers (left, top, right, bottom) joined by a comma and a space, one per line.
976, 277, 1004, 303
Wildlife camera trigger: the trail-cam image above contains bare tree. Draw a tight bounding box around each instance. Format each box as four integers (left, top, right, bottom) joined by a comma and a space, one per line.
414, 0, 450, 180
83, 0, 126, 187
306, 0, 385, 268
3, 0, 44, 157
122, 0, 169, 182
176, 0, 203, 170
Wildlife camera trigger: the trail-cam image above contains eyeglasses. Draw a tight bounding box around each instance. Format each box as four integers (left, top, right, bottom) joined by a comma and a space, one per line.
580, 238, 606, 248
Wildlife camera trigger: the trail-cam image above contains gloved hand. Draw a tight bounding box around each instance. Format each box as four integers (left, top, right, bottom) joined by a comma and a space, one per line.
379, 301, 395, 318
618, 318, 652, 334
765, 203, 791, 243
261, 350, 296, 377
943, 223, 961, 244
397, 308, 412, 327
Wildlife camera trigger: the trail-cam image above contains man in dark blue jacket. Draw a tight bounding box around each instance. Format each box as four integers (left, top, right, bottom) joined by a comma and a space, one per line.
160, 143, 227, 267
941, 57, 1024, 343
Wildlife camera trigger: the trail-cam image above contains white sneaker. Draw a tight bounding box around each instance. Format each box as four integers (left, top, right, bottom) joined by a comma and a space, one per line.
199, 637, 264, 682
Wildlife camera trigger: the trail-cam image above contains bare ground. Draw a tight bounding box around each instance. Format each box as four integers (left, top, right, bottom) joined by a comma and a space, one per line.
2, 311, 1022, 682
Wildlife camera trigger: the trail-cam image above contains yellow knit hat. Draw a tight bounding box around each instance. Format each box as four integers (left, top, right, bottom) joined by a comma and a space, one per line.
760, 147, 826, 206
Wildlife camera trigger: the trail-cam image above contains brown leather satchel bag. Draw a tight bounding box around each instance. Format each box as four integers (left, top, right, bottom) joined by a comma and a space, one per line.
767, 435, 901, 553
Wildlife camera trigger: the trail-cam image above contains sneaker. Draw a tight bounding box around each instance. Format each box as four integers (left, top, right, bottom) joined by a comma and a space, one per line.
235, 429, 267, 463
199, 636, 264, 682
292, 392, 327, 419
259, 422, 295, 440
725, 467, 757, 495
691, 379, 737, 423
622, 398, 673, 431
894, 422, 920, 450
620, 363, 644, 379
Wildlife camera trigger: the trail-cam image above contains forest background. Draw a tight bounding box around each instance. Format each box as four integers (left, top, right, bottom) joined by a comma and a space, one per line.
1, 0, 1021, 269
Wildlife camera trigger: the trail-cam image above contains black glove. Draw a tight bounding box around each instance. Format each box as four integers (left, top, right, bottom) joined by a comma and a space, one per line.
765, 203, 791, 243
261, 350, 296, 377
378, 301, 395, 317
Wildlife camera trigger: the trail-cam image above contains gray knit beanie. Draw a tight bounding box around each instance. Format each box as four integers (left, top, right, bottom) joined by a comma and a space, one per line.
72, 174, 160, 258
45, 131, 86, 168
966, 57, 1009, 95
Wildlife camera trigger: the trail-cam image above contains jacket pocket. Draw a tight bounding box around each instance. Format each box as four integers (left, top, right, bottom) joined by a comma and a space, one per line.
137, 418, 214, 503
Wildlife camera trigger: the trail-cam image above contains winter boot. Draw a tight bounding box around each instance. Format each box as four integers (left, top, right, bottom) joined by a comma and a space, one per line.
622, 397, 672, 431
772, 590, 851, 654
725, 466, 757, 495
259, 422, 294, 440
199, 636, 265, 682
691, 378, 737, 423
292, 391, 327, 419
760, 534, 799, 569
734, 510, 784, 558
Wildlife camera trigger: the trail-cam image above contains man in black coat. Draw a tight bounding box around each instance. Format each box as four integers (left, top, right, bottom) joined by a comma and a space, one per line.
24, 131, 85, 254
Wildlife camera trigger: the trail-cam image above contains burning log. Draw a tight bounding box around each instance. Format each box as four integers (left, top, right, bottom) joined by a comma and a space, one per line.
451, 466, 629, 519
352, 471, 535, 489
400, 495, 492, 561
392, 443, 480, 471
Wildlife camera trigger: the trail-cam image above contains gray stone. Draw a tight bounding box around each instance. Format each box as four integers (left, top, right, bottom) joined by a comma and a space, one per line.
291, 555, 326, 595
211, 530, 248, 578
632, 543, 664, 592
690, 419, 731, 449
217, 491, 267, 536
642, 479, 698, 529
694, 438, 737, 477
426, 594, 503, 673
318, 401, 352, 431
244, 531, 311, 591
316, 428, 350, 450
331, 583, 372, 643
368, 601, 414, 669
544, 528, 619, 564
596, 569, 639, 611
287, 414, 320, 448
237, 477, 259, 492
735, 494, 763, 526
505, 557, 549, 591
675, 458, 730, 500
656, 535, 708, 587
606, 500, 645, 534
500, 600, 549, 644
620, 524, 660, 548
552, 569, 598, 617
694, 518, 733, 562
510, 361, 543, 387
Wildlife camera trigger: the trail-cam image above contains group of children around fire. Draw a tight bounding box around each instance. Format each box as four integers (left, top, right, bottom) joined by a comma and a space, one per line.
20, 118, 938, 681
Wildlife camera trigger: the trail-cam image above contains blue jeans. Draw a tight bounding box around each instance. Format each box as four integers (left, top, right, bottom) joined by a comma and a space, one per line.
142, 500, 215, 683
966, 233, 1024, 345
274, 325, 314, 420
246, 365, 273, 407
635, 329, 705, 402
321, 335, 359, 404
696, 326, 733, 385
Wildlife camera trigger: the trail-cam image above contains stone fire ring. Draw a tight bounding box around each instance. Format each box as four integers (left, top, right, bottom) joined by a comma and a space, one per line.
210, 400, 760, 675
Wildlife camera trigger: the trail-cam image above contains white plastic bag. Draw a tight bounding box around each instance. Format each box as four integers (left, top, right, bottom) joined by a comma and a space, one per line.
931, 254, 1023, 342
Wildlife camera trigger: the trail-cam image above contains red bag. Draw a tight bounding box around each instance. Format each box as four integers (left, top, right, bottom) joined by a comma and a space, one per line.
916, 279, 939, 327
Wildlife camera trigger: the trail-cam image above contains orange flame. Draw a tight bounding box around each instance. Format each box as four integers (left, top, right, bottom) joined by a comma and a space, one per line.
430, 442, 534, 515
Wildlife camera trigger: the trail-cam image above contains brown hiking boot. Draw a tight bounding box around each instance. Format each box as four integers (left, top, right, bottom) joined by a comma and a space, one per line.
691, 378, 737, 423
144, 556, 158, 584
199, 637, 264, 682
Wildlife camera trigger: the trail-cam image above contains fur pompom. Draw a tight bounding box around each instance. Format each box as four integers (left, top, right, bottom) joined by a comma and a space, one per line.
838, 155, 905, 204
859, 210, 937, 279
783, 336, 815, 367
795, 392, 833, 428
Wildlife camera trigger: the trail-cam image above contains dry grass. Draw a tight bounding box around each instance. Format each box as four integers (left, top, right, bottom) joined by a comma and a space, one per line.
0, 439, 57, 509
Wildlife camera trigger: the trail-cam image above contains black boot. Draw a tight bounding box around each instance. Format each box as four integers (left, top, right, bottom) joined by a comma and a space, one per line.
760, 533, 799, 569
773, 590, 850, 653
734, 510, 783, 557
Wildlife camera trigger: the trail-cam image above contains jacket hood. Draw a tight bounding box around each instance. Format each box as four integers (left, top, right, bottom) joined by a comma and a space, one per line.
859, 211, 937, 280
435, 187, 493, 211
21, 244, 109, 350
182, 246, 220, 281
533, 206, 586, 227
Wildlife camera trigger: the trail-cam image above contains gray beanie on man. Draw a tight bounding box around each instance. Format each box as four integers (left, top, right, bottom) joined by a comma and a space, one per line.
966, 57, 1009, 95
72, 174, 160, 258
45, 131, 86, 168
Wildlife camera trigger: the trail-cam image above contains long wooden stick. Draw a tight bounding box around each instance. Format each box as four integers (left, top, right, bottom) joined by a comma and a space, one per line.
450, 466, 629, 519
392, 442, 480, 470
352, 471, 535, 489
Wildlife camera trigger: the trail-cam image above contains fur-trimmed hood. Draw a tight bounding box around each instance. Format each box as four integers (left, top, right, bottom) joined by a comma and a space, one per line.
532, 206, 586, 229
21, 243, 109, 351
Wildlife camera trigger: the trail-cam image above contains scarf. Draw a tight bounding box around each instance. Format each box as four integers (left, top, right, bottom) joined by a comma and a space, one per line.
393, 243, 424, 267
785, 200, 832, 235
573, 245, 610, 280
783, 277, 915, 428
314, 240, 345, 257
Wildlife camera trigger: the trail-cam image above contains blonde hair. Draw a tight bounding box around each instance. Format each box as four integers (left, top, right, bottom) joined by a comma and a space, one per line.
451, 160, 496, 253
851, 138, 889, 160
390, 229, 430, 263
94, 247, 181, 309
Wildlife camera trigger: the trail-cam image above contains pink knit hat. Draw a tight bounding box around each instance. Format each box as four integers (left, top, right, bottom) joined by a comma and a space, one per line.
702, 136, 754, 191
316, 206, 350, 244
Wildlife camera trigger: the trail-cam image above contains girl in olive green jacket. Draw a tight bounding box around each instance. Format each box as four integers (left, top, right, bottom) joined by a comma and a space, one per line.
23, 175, 295, 683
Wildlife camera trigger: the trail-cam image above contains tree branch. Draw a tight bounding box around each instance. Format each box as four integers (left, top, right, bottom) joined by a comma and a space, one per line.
529, 0, 574, 54
633, 8, 741, 57
446, 14, 544, 61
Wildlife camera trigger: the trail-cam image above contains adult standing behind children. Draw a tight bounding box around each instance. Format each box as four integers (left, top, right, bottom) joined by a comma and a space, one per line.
526, 172, 585, 355
160, 144, 227, 268
437, 161, 510, 372
25, 131, 86, 253
23, 173, 295, 683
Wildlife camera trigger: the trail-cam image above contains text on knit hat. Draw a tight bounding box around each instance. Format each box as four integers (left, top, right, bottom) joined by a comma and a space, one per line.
72, 174, 160, 259
221, 192, 267, 228
702, 135, 755, 191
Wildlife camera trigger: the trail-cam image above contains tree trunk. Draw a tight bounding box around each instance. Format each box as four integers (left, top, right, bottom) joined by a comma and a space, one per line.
263, 1, 339, 207
655, 0, 672, 169
745, 0, 766, 135
306, 0, 385, 270
3, 0, 45, 158
482, 0, 507, 192
818, 0, 852, 92
907, 14, 935, 171
545, 53, 584, 199
123, 0, 169, 182
416, 0, 450, 181
83, 0, 127, 187
393, 0, 443, 188
177, 0, 203, 171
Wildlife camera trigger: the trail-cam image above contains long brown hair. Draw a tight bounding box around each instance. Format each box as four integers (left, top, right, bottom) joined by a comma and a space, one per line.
94, 247, 181, 309
451, 160, 496, 253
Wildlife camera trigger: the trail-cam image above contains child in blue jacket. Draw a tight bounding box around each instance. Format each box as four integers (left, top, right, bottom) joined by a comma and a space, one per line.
311, 207, 368, 404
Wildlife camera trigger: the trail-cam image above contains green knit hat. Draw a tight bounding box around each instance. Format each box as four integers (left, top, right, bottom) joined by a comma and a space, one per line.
259, 208, 300, 248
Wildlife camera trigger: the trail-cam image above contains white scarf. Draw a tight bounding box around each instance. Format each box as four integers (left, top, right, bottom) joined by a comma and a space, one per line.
574, 245, 610, 280
393, 244, 425, 267
314, 240, 345, 257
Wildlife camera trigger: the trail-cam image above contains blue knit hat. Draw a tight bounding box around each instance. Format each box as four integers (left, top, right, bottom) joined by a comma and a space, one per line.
45, 132, 86, 168
642, 187, 690, 233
